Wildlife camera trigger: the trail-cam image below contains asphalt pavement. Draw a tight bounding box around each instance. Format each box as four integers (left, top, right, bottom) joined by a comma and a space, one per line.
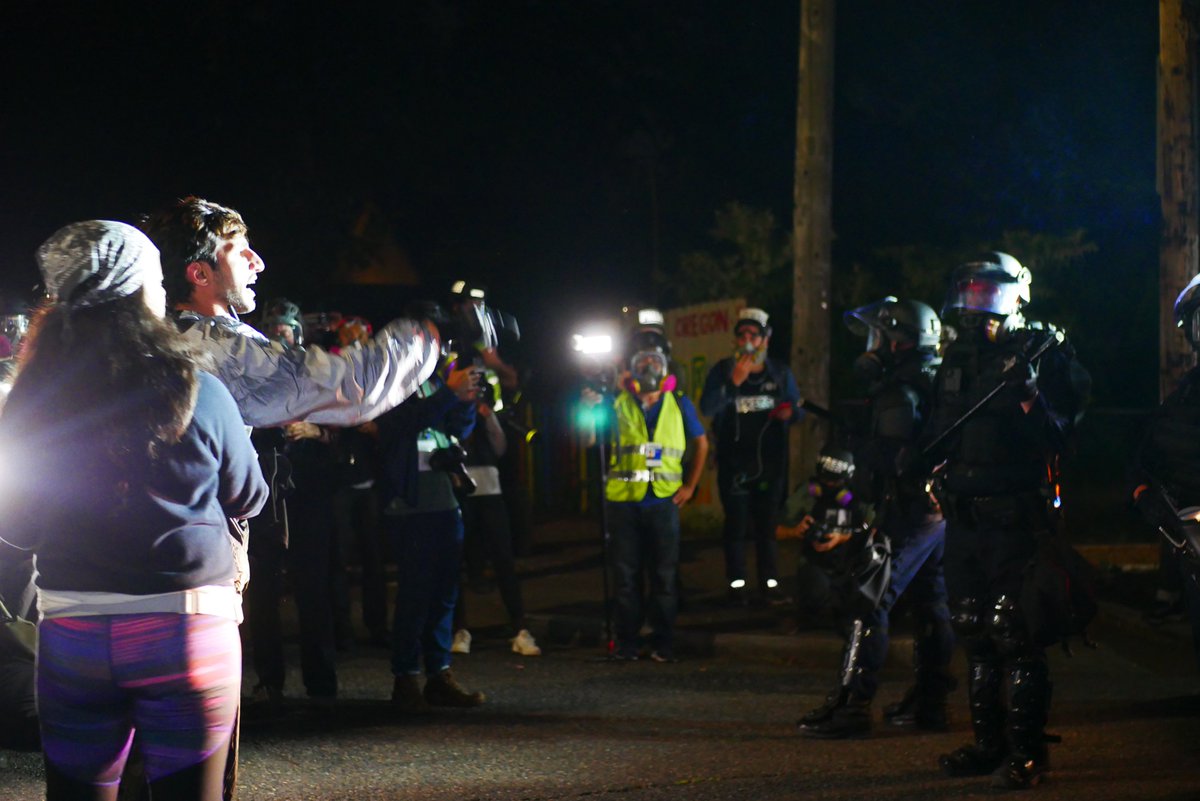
1, 516, 1196, 801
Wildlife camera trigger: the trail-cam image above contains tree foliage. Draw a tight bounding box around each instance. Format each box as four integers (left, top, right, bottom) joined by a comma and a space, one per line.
656, 201, 792, 307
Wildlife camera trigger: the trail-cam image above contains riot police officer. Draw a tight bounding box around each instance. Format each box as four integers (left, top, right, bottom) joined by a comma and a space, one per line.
1132, 272, 1200, 669
927, 253, 1088, 790
797, 297, 955, 738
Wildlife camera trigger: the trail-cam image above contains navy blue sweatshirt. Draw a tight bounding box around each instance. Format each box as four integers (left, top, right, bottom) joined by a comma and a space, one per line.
0, 371, 268, 594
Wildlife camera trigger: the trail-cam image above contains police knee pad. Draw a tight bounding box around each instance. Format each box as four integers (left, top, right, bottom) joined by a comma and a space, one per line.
988, 594, 1030, 657
949, 597, 985, 640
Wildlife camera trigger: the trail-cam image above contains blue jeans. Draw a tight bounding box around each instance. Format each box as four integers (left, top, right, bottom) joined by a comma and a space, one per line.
608, 500, 680, 657
847, 517, 953, 699
388, 508, 463, 676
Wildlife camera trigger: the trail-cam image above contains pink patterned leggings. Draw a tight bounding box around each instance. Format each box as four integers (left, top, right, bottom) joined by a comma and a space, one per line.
37, 614, 241, 791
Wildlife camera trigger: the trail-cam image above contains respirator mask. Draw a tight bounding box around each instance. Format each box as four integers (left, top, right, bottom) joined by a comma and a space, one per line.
734, 324, 769, 366
628, 349, 672, 394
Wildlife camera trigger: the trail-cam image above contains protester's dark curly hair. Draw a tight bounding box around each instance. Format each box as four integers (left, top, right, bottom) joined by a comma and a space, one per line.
6, 292, 211, 478
138, 196, 249, 308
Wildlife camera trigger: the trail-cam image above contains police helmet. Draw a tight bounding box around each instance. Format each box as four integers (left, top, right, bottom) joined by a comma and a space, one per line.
942, 252, 1031, 320
845, 296, 941, 351
1174, 272, 1200, 350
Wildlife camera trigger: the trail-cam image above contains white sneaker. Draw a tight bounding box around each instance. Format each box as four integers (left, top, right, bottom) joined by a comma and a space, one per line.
510, 628, 542, 656
451, 629, 471, 654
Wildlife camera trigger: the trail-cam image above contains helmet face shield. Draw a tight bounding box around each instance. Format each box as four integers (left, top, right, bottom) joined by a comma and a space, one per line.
1175, 272, 1200, 349
844, 296, 898, 352
944, 275, 1027, 318
943, 253, 1030, 319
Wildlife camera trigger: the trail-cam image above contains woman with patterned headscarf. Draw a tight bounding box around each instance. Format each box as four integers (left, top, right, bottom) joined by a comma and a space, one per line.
0, 221, 267, 800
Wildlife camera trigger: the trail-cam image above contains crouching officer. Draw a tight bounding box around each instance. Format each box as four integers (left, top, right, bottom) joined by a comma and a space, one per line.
926, 253, 1089, 790
797, 297, 955, 738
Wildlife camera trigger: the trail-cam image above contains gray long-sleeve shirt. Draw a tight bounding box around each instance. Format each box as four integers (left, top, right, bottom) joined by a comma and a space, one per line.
176, 311, 440, 428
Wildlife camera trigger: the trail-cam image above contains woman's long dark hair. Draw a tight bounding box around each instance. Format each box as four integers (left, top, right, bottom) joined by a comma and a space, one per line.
6, 291, 208, 477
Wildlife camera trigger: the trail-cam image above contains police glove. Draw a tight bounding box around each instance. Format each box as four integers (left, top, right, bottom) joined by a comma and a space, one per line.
1002, 353, 1038, 402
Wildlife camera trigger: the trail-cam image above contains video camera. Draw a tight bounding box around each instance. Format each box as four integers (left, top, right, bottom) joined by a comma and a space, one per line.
427, 442, 477, 495
407, 298, 519, 355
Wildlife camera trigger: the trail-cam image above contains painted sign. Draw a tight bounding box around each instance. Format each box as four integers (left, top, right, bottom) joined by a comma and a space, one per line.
665, 298, 745, 512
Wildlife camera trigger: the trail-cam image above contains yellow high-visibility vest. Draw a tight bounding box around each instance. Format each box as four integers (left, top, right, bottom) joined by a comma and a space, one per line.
606, 390, 686, 502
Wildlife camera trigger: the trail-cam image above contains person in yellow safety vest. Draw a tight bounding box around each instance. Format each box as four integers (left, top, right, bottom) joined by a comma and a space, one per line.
582, 330, 708, 661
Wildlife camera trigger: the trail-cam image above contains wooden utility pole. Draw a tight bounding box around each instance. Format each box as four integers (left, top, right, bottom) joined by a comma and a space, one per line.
791, 0, 835, 485
1159, 0, 1200, 399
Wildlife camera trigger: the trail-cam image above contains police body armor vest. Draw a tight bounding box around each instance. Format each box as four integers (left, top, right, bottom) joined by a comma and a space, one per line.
866, 355, 940, 520
933, 333, 1048, 495
1146, 368, 1200, 502
606, 390, 686, 502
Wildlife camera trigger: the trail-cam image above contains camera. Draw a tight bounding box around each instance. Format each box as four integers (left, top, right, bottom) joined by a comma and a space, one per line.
410, 298, 519, 351
428, 443, 477, 495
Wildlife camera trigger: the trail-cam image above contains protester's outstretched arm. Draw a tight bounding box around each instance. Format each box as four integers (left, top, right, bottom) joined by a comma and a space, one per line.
185, 318, 439, 428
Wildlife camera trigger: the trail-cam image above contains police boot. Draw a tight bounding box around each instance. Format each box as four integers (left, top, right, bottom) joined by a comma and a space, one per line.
991, 659, 1051, 790
939, 660, 1005, 777
798, 620, 873, 739
796, 692, 872, 739
884, 639, 956, 731
797, 687, 848, 729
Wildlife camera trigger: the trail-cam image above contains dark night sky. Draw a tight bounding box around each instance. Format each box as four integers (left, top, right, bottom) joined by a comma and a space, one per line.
0, 1, 1162, 405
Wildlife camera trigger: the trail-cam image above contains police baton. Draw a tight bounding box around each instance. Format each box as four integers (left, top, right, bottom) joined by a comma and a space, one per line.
921, 330, 1064, 459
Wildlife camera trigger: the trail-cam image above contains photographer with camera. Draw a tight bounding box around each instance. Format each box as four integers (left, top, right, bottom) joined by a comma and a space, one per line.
376, 302, 488, 712
580, 328, 708, 662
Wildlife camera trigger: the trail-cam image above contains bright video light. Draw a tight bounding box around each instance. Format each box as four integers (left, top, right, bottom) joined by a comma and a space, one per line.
572, 334, 613, 355
637, 308, 664, 327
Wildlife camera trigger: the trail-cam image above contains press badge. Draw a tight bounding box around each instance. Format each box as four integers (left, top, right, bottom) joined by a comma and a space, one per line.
645, 442, 664, 467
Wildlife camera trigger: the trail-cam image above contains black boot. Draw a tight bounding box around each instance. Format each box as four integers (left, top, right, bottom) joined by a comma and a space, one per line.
797, 691, 872, 739
884, 637, 957, 731
798, 687, 848, 728
991, 659, 1051, 790
798, 620, 873, 739
939, 660, 1005, 777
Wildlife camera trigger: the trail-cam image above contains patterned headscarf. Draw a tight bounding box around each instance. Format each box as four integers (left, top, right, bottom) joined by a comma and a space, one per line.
36, 220, 162, 309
